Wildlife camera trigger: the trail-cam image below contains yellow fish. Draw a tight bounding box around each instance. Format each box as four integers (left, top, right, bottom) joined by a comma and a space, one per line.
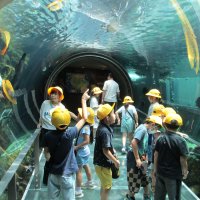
47, 0, 63, 11
0, 29, 11, 56
170, 0, 199, 74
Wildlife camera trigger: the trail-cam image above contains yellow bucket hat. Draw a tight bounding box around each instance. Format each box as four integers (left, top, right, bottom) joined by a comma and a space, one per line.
48, 86, 64, 101
51, 107, 71, 130
163, 107, 176, 117
145, 115, 163, 127
152, 104, 165, 117
163, 113, 183, 126
2, 80, 17, 104
145, 89, 161, 98
97, 103, 115, 120
78, 107, 95, 124
123, 96, 134, 104
92, 87, 103, 95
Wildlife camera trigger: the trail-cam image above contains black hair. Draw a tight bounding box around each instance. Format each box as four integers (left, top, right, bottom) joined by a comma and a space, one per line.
108, 72, 113, 78
164, 123, 179, 130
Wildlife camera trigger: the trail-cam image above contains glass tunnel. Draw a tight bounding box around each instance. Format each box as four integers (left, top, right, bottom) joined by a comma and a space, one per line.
0, 0, 200, 199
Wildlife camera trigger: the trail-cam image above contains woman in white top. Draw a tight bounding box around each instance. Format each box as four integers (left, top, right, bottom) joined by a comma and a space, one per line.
89, 87, 103, 138
115, 96, 138, 154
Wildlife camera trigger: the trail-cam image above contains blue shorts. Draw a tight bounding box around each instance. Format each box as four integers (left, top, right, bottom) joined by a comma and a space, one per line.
76, 154, 90, 166
121, 118, 134, 133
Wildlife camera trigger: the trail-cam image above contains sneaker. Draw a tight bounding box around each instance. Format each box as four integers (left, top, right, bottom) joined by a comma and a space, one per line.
81, 181, 96, 189
75, 190, 84, 198
121, 147, 127, 154
125, 194, 135, 200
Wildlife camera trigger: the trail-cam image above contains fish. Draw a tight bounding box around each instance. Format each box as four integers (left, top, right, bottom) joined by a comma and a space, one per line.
47, 0, 63, 11
0, 29, 11, 55
170, 0, 199, 74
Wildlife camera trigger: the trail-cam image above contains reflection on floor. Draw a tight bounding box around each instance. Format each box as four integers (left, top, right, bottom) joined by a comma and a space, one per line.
24, 127, 197, 200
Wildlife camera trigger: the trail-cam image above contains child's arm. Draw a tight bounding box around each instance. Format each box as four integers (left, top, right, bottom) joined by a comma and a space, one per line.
180, 156, 188, 179
103, 148, 120, 168
115, 111, 121, 125
69, 111, 78, 121
154, 150, 158, 175
75, 89, 90, 132
44, 147, 51, 161
134, 112, 139, 127
132, 138, 142, 168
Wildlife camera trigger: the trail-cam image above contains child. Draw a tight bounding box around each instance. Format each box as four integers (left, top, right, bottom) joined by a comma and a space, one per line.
89, 87, 103, 138
115, 96, 138, 154
38, 86, 77, 185
75, 107, 95, 198
154, 113, 189, 200
93, 104, 120, 200
42, 89, 90, 200
126, 115, 162, 200
145, 89, 162, 165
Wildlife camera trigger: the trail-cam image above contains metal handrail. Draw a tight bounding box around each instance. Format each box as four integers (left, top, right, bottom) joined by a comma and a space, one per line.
0, 129, 40, 199
136, 108, 200, 147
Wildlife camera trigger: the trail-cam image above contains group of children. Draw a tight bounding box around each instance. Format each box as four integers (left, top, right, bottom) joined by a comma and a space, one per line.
38, 86, 189, 200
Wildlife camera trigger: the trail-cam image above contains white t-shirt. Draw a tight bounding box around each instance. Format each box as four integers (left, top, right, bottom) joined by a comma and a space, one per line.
90, 96, 100, 129
40, 100, 65, 130
103, 79, 120, 102
116, 105, 137, 120
147, 102, 159, 117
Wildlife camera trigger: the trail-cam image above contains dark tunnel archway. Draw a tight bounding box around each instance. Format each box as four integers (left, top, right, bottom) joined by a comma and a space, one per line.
44, 52, 134, 113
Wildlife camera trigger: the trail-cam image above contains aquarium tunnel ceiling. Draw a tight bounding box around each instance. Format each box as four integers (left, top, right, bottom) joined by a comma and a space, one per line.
0, 0, 200, 131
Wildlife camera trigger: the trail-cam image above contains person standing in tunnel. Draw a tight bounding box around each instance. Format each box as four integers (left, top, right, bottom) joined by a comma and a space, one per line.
154, 113, 189, 200
37, 86, 77, 185
126, 116, 162, 200
42, 89, 90, 200
93, 104, 120, 200
145, 89, 162, 164
90, 87, 103, 139
101, 72, 120, 111
115, 96, 139, 154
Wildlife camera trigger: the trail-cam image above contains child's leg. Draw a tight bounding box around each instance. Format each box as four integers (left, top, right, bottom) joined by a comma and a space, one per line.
122, 132, 127, 148
83, 164, 92, 182
127, 169, 136, 198
76, 166, 83, 188
128, 133, 133, 146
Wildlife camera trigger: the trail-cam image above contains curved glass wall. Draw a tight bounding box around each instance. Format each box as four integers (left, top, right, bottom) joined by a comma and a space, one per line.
0, 0, 200, 197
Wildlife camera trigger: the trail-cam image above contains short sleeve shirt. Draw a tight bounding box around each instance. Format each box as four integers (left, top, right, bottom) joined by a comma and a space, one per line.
93, 122, 113, 168
90, 96, 99, 114
155, 131, 189, 179
116, 105, 137, 121
103, 79, 120, 102
77, 125, 90, 157
40, 100, 65, 130
134, 124, 148, 156
42, 126, 78, 175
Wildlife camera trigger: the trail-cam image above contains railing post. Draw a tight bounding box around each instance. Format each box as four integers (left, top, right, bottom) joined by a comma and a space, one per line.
8, 174, 17, 200
34, 132, 40, 189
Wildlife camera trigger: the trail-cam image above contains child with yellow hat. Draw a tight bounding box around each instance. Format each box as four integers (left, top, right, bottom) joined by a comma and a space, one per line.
75, 107, 96, 198
93, 103, 120, 200
115, 96, 138, 154
42, 89, 90, 200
